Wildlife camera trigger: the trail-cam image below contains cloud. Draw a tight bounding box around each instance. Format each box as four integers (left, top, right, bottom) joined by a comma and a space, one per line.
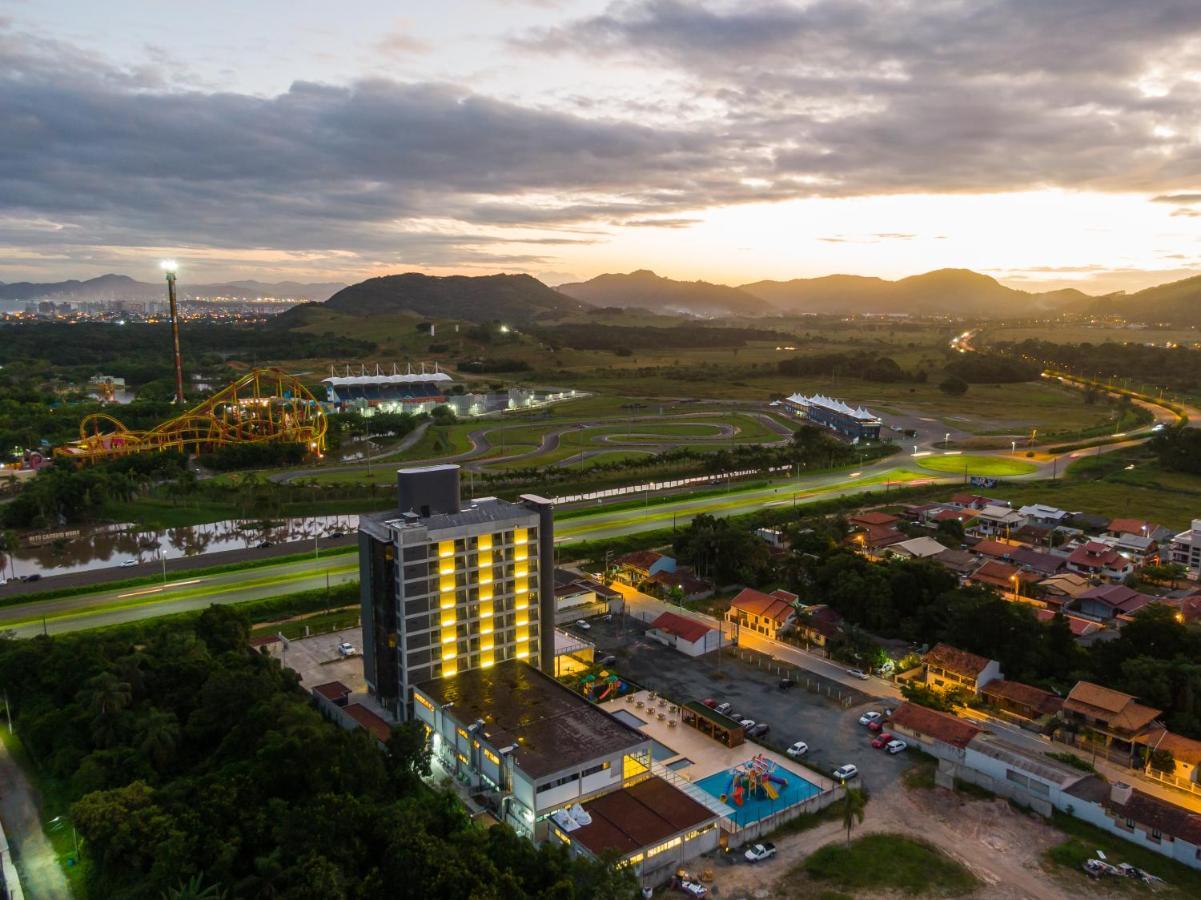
1151, 194, 1201, 204
623, 217, 702, 228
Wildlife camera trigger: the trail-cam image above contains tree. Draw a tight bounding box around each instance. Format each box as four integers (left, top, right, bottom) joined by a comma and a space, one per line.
138, 708, 182, 770
938, 375, 968, 396
841, 787, 866, 844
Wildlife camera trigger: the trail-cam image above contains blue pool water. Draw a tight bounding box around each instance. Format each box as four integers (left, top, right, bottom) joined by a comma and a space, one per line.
694, 762, 822, 824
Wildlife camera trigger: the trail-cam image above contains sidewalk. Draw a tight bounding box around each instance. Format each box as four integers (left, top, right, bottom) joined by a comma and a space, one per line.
0, 737, 68, 900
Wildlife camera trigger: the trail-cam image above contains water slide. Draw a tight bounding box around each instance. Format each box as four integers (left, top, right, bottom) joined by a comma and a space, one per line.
761, 780, 780, 801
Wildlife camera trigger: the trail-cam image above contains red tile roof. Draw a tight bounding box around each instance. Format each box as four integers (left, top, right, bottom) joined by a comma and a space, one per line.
890, 702, 982, 749
1135, 728, 1201, 766
649, 611, 714, 645
1063, 682, 1161, 733
342, 703, 394, 743
1107, 789, 1201, 846
614, 549, 668, 572
934, 508, 978, 523
924, 643, 993, 678
968, 559, 1038, 591
981, 679, 1063, 717
972, 539, 1014, 559
1078, 584, 1153, 613
850, 511, 900, 527
1108, 518, 1158, 537
1034, 608, 1101, 636
1067, 542, 1126, 570
570, 776, 715, 858
312, 681, 352, 701
729, 587, 795, 624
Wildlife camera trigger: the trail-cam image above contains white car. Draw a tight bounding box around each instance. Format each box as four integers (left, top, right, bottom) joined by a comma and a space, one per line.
858, 711, 882, 726
846, 668, 870, 681
743, 842, 776, 862
576, 620, 591, 631
739, 719, 755, 730
337, 641, 357, 657
677, 879, 707, 898
886, 739, 908, 754
120, 559, 138, 567
833, 764, 859, 781
786, 741, 809, 758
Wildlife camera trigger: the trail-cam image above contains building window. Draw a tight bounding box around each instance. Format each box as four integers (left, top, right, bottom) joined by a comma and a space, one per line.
1151, 828, 1162, 842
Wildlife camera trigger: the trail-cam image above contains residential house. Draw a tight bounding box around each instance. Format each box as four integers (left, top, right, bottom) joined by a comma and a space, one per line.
613, 550, 676, 585
1060, 681, 1162, 761
794, 604, 844, 648
1037, 573, 1091, 610
1019, 504, 1071, 528
971, 538, 1017, 560
932, 547, 979, 578
972, 505, 1026, 538
1134, 728, 1201, 786
950, 493, 996, 510
1075, 584, 1154, 622
967, 560, 1040, 599
1111, 532, 1160, 566
1066, 511, 1110, 533
1012, 523, 1055, 546
646, 612, 720, 657
1064, 779, 1201, 871
883, 536, 947, 560
889, 702, 982, 761
931, 507, 979, 529
981, 679, 1063, 722
646, 569, 713, 603
1107, 518, 1164, 541
1169, 520, 1201, 578
922, 643, 1003, 696
848, 521, 906, 553
848, 510, 900, 530
554, 569, 623, 622
726, 588, 797, 639
1066, 541, 1135, 582
1009, 547, 1067, 578
1034, 607, 1102, 640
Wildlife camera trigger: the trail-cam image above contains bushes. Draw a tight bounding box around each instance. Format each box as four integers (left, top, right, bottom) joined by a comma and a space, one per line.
198, 441, 308, 471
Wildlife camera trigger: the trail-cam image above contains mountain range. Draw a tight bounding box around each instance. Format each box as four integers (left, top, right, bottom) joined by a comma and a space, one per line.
8, 267, 1201, 324
0, 274, 345, 303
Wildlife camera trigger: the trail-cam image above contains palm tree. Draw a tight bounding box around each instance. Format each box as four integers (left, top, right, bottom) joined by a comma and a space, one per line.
842, 787, 866, 845
138, 708, 181, 770
162, 874, 228, 899
83, 673, 132, 718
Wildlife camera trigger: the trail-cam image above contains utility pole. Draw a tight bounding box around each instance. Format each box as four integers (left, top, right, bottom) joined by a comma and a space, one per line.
161, 261, 186, 404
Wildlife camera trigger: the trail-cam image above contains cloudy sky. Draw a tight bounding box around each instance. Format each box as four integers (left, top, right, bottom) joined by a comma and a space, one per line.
4, 0, 1201, 292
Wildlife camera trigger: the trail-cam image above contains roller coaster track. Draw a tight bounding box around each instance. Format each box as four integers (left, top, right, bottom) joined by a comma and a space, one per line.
56, 368, 327, 462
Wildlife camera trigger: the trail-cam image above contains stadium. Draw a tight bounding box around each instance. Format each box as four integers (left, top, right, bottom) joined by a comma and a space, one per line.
322, 364, 452, 415
783, 393, 882, 442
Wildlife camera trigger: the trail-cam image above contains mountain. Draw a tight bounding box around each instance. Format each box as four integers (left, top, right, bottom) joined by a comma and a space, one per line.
1090, 273, 1201, 325
557, 270, 769, 317
311, 272, 580, 323
740, 268, 1095, 317
0, 274, 343, 303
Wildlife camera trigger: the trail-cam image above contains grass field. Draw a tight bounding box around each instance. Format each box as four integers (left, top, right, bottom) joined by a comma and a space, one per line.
798, 833, 978, 896
915, 453, 1038, 476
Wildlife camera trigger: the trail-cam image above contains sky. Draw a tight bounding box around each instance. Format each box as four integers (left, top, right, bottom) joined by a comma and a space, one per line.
3, 0, 1201, 293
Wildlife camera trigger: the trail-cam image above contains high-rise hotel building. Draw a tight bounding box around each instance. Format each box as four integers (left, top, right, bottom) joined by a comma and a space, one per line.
358, 464, 554, 719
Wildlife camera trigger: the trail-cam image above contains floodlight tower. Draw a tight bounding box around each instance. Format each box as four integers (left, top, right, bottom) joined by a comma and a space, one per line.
161, 261, 186, 404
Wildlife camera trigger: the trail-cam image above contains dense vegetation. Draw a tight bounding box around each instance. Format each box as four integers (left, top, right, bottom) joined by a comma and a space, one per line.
993, 339, 1201, 393
0, 606, 631, 899
536, 323, 798, 352
1151, 427, 1201, 475
777, 352, 922, 383
943, 353, 1039, 383
314, 272, 578, 322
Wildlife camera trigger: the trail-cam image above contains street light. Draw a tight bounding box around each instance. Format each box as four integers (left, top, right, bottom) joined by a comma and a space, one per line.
1011, 440, 1017, 454
161, 260, 186, 405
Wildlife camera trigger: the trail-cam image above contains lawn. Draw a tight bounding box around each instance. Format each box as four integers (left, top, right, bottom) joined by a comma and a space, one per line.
250, 605, 359, 640
1046, 811, 1201, 898
800, 833, 978, 896
915, 453, 1038, 477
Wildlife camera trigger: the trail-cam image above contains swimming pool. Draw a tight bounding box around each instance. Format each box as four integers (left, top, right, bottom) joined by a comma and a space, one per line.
694, 761, 822, 825
609, 709, 677, 761
610, 709, 646, 729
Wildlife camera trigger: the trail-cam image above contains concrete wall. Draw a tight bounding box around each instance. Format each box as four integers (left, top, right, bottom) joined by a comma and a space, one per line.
1066, 796, 1201, 870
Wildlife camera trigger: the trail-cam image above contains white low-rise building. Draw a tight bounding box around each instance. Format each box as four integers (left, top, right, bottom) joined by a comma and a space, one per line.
1170, 520, 1201, 578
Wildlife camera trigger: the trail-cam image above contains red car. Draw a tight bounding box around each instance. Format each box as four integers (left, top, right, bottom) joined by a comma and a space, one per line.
871, 732, 894, 749
867, 719, 888, 732
701, 698, 718, 709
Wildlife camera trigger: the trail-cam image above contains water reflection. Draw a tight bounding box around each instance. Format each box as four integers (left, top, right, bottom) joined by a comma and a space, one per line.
4, 514, 360, 579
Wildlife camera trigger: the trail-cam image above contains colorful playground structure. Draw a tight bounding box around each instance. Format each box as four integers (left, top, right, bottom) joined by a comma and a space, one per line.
720, 755, 788, 806
582, 671, 623, 702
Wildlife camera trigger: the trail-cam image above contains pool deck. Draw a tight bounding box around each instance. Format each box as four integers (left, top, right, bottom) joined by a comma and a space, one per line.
600, 689, 836, 796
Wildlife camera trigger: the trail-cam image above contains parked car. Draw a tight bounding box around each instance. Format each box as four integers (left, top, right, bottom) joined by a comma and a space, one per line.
329, 531, 345, 538
738, 719, 756, 731
701, 698, 718, 709
337, 642, 358, 658
120, 559, 138, 567
867, 719, 887, 733
858, 711, 882, 726
743, 842, 777, 862
715, 702, 733, 716
576, 620, 591, 631
20, 574, 41, 582
598, 655, 617, 667
778, 678, 795, 691
676, 878, 707, 898
786, 741, 809, 758
748, 722, 770, 737
871, 732, 894, 749
886, 739, 908, 755
256, 540, 274, 549
846, 668, 870, 681
832, 764, 859, 782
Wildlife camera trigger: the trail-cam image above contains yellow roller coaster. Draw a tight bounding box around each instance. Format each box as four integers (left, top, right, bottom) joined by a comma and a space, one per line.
56, 368, 327, 462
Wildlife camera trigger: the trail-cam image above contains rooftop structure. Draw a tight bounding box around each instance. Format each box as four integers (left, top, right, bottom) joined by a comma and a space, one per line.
783, 393, 882, 442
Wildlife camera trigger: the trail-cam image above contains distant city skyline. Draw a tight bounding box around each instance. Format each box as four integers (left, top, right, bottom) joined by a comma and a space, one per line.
4, 1, 1201, 294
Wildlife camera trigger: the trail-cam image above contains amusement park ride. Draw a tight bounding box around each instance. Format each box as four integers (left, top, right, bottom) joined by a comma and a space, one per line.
55, 263, 327, 463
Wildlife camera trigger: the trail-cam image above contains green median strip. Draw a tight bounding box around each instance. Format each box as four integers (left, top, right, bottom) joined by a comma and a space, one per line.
0, 563, 360, 629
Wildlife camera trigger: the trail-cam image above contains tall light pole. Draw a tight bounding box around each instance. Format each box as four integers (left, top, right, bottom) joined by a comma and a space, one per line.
161, 261, 186, 405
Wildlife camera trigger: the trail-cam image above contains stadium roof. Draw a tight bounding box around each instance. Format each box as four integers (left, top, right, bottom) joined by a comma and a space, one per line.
786, 393, 880, 422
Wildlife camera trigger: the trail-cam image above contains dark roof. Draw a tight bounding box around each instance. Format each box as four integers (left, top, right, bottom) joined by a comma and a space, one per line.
312, 681, 352, 701
932, 548, 978, 574
416, 659, 645, 779
363, 495, 536, 533
1009, 547, 1066, 576
799, 605, 844, 639
890, 702, 982, 749
649, 611, 714, 644
1109, 789, 1201, 845
342, 703, 393, 743
648, 570, 711, 594
1078, 584, 1153, 613
570, 776, 716, 857
981, 679, 1063, 716
683, 700, 744, 731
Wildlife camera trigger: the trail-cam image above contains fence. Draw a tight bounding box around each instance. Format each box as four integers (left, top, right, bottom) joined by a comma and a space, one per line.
1140, 767, 1201, 800
722, 647, 857, 709
718, 785, 844, 845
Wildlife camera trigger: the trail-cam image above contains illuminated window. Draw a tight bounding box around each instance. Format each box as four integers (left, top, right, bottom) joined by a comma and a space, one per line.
439, 559, 455, 576
516, 646, 529, 660
516, 612, 529, 628
440, 574, 456, 593
478, 549, 492, 566
515, 563, 528, 579
514, 548, 528, 562
515, 577, 528, 594
442, 647, 457, 661
414, 693, 434, 712
647, 836, 682, 858
514, 528, 527, 545
456, 727, 469, 740
484, 748, 500, 765
457, 752, 468, 765
477, 534, 493, 551
439, 540, 455, 559
442, 662, 458, 678
622, 750, 650, 780
515, 595, 529, 611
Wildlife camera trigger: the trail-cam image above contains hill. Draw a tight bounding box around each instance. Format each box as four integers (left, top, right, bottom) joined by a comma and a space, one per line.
741, 268, 1071, 316
1091, 273, 1201, 325
0, 274, 343, 303
557, 270, 769, 317
307, 272, 579, 324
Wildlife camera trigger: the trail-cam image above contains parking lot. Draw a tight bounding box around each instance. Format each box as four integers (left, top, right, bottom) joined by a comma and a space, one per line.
579, 616, 914, 792
265, 625, 368, 693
